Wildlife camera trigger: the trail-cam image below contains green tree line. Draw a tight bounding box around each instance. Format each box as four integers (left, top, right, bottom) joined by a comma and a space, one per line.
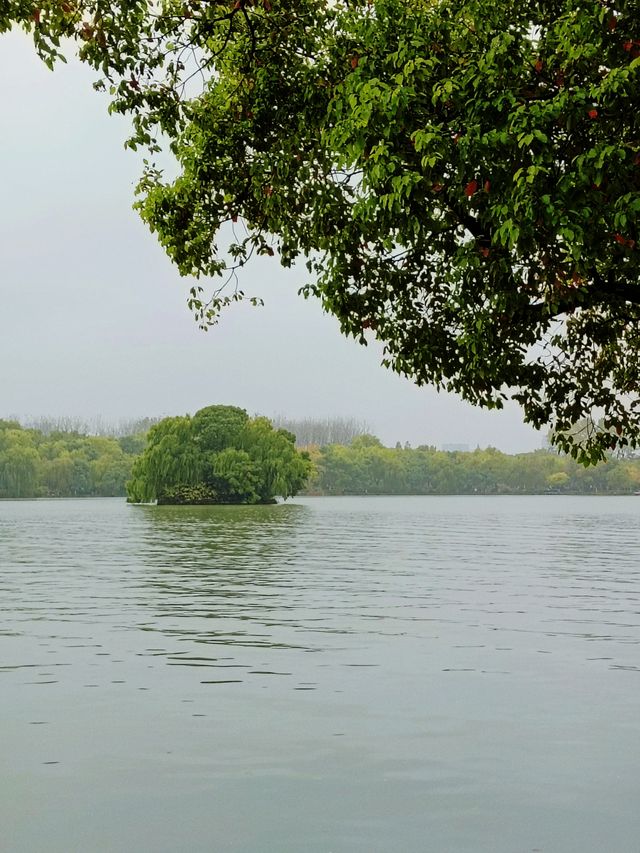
3, 416, 640, 500
0, 419, 144, 498
305, 436, 640, 496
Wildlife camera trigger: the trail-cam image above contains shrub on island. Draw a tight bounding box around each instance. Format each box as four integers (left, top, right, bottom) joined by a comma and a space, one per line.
126, 405, 310, 505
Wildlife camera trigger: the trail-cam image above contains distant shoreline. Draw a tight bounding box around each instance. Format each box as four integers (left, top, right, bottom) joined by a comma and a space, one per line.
2, 492, 639, 501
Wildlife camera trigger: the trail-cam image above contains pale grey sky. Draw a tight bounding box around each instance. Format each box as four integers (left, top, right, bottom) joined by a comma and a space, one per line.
0, 32, 543, 452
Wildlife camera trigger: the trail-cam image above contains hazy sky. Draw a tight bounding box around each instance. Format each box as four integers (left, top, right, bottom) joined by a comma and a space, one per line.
0, 32, 543, 452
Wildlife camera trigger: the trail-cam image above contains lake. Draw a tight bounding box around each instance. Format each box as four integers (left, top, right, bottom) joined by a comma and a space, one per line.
1, 495, 639, 852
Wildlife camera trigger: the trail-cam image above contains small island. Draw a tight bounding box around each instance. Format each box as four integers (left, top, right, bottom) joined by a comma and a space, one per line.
126, 405, 310, 505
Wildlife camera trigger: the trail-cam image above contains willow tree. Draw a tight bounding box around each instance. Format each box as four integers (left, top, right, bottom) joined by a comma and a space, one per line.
5, 0, 640, 462
126, 405, 310, 503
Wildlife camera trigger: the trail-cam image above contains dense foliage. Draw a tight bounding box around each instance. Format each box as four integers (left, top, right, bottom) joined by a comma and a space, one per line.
306, 435, 640, 495
2, 414, 638, 499
0, 419, 140, 498
5, 0, 640, 462
126, 405, 310, 503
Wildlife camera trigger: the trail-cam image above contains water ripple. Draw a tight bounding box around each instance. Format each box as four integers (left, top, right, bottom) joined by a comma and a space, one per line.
2, 496, 640, 852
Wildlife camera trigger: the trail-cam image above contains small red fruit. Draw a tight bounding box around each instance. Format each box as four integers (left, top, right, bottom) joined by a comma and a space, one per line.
465, 180, 478, 198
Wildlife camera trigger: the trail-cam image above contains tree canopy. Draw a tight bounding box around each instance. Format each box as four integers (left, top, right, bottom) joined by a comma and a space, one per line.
305, 438, 640, 495
0, 419, 140, 498
126, 405, 310, 503
5, 0, 640, 462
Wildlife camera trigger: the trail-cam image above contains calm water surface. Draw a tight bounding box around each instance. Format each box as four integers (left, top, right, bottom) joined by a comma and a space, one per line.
1, 496, 639, 852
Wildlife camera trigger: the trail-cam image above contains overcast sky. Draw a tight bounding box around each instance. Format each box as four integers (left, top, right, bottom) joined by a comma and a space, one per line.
0, 32, 543, 452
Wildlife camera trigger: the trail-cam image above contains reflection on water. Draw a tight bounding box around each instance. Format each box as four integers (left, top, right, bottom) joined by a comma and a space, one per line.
139, 502, 319, 657
1, 496, 639, 853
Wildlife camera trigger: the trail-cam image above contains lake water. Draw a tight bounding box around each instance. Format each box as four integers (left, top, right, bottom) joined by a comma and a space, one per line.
1, 496, 639, 852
